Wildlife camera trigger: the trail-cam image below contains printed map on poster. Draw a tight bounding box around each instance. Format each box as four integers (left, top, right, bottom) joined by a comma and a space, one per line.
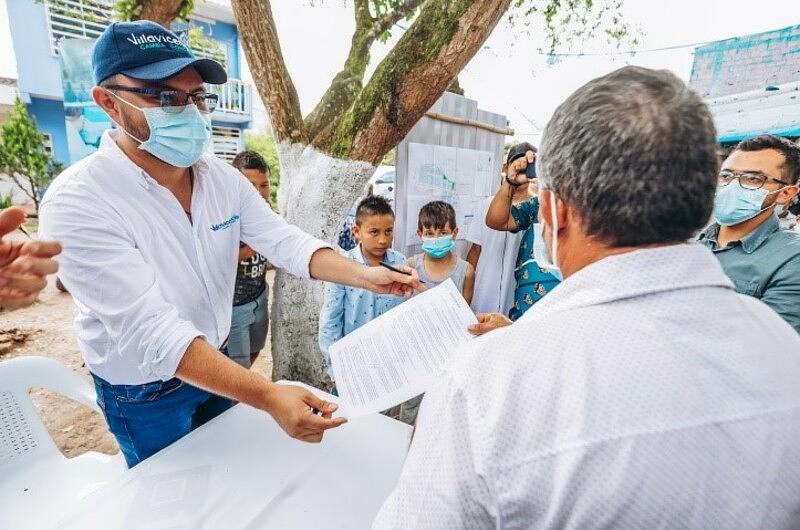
406, 143, 495, 244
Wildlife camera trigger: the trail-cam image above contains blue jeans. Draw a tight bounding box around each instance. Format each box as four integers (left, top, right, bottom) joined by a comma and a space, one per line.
92, 373, 234, 468
228, 288, 269, 368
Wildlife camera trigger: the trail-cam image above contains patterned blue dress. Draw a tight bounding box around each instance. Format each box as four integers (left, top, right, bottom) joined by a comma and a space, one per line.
508, 197, 561, 320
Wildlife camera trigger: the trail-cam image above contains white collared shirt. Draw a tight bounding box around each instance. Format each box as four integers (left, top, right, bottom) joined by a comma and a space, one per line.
39, 131, 327, 385
465, 196, 524, 315
374, 244, 800, 529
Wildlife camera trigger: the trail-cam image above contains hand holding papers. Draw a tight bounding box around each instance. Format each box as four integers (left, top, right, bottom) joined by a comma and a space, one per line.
330, 279, 478, 418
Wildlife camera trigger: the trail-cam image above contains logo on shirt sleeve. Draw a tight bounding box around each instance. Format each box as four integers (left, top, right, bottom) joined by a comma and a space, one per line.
210, 214, 240, 232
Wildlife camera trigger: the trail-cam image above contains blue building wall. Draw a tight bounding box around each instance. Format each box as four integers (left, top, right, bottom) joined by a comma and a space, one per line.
7, 2, 241, 99
190, 20, 241, 79
29, 98, 70, 165
690, 25, 800, 98
6, 0, 63, 100
6, 3, 248, 168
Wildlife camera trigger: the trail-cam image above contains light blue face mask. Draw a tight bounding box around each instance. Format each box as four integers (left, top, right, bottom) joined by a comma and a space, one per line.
112, 92, 211, 168
421, 234, 454, 258
532, 189, 563, 281
532, 222, 563, 281
712, 181, 782, 226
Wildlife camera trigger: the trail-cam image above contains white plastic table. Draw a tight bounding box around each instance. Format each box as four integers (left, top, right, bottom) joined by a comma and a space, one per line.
54, 384, 412, 530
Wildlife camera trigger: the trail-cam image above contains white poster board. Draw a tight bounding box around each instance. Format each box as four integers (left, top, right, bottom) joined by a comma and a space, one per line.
405, 142, 495, 245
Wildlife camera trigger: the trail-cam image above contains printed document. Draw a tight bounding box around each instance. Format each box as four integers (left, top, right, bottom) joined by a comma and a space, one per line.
330, 279, 478, 418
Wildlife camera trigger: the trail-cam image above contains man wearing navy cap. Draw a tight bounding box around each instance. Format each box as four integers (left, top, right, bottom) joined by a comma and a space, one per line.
39, 21, 421, 468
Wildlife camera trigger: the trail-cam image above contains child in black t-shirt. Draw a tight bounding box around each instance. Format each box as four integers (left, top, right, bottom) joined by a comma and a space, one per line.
228, 151, 272, 368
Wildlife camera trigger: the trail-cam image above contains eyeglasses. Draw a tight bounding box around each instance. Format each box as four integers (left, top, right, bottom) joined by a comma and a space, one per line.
105, 85, 218, 114
718, 169, 792, 190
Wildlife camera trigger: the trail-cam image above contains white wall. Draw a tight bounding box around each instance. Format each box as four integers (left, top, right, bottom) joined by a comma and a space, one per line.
0, 177, 34, 205
0, 0, 18, 81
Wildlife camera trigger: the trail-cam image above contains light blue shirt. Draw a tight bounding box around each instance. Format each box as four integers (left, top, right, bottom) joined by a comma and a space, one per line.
318, 245, 408, 378
697, 213, 800, 334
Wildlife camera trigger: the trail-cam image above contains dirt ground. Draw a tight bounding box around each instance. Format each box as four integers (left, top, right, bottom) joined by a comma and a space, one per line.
0, 272, 275, 459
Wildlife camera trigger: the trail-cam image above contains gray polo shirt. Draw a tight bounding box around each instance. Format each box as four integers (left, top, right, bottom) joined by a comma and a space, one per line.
698, 213, 800, 333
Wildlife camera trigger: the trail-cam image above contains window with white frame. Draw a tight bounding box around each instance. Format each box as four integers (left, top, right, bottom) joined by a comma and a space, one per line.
211, 126, 241, 163
187, 29, 228, 70
42, 133, 54, 156
44, 1, 227, 68
45, 0, 114, 55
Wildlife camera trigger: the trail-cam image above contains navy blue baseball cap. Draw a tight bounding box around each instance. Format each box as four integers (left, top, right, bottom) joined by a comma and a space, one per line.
92, 20, 227, 85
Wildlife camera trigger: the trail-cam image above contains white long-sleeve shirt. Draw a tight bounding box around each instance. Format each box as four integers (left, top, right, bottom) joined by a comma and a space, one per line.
373, 244, 800, 529
39, 131, 327, 385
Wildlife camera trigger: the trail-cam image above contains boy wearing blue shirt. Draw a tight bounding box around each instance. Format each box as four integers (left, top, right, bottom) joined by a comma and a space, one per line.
319, 196, 407, 383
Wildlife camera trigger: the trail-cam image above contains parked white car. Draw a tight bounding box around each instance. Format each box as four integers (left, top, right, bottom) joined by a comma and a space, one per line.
368, 165, 396, 205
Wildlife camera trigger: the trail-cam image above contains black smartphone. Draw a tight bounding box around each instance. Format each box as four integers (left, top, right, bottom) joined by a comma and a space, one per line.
525, 163, 537, 179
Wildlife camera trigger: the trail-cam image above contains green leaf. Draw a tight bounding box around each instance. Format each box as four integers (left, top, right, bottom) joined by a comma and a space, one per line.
0, 98, 61, 211
244, 132, 281, 209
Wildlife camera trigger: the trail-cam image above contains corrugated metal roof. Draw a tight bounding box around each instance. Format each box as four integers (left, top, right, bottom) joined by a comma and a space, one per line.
690, 24, 800, 99
690, 25, 800, 142
705, 81, 800, 143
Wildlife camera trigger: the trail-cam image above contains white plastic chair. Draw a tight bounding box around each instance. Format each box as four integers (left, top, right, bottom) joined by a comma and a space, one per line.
0, 356, 125, 530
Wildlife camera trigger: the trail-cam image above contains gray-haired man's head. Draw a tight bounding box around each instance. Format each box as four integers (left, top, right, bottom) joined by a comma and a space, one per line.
539, 66, 718, 247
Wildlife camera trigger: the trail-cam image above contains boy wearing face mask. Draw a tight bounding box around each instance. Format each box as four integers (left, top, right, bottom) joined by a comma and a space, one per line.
398, 201, 474, 424
698, 134, 800, 333
409, 201, 475, 304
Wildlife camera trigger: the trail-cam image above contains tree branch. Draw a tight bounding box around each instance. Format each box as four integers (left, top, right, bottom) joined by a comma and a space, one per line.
354, 0, 373, 31
325, 0, 511, 163
4, 173, 37, 208
370, 0, 424, 38
231, 0, 307, 144
304, 0, 424, 144
446, 76, 464, 96
126, 0, 186, 27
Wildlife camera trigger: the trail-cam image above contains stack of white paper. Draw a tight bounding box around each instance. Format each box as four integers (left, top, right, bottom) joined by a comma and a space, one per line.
330, 279, 478, 418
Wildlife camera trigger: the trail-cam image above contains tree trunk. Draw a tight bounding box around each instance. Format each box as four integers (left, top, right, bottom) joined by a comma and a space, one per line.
270, 143, 376, 386
134, 0, 184, 27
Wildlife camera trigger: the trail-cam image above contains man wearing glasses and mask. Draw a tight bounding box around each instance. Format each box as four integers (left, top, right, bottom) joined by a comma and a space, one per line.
698, 134, 800, 334
39, 21, 421, 468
